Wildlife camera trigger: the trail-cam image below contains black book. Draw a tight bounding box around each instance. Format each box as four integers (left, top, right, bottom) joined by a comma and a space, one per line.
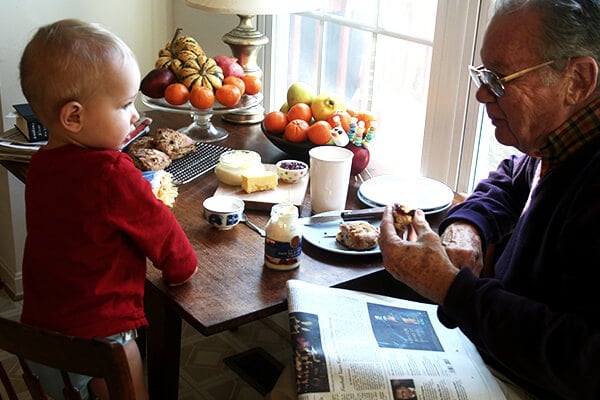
13, 103, 49, 142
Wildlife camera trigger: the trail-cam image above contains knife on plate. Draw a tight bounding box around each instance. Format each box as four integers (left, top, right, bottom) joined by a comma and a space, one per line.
299, 207, 385, 226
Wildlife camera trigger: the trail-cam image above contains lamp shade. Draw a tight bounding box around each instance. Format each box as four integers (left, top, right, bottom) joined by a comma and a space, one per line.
185, 0, 320, 15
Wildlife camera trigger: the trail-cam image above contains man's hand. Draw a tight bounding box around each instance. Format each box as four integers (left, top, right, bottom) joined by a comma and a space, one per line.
440, 222, 484, 275
378, 207, 458, 305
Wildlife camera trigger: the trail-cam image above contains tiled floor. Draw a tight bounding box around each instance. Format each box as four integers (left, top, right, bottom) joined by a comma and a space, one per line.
0, 285, 292, 399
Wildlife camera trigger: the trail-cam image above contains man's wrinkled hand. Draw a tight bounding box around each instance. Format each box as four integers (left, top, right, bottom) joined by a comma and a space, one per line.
440, 222, 483, 275
378, 207, 458, 305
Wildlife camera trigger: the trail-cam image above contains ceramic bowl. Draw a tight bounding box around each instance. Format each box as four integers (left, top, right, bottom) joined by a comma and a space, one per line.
276, 160, 309, 184
202, 195, 245, 230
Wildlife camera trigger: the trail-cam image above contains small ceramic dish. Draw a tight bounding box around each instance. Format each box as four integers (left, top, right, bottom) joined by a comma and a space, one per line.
202, 195, 245, 230
276, 160, 309, 184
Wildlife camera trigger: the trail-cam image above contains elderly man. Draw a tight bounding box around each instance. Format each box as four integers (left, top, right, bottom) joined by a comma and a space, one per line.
379, 0, 600, 399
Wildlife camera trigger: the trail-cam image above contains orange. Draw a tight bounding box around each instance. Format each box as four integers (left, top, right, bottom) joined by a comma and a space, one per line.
241, 75, 262, 95
283, 119, 309, 142
216, 84, 242, 107
263, 111, 288, 134
222, 76, 245, 95
345, 108, 358, 117
189, 85, 215, 109
287, 103, 312, 123
355, 111, 377, 130
164, 83, 189, 105
327, 110, 352, 132
307, 121, 333, 145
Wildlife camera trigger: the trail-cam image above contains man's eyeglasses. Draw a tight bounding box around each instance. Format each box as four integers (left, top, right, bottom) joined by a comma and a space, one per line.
468, 60, 555, 97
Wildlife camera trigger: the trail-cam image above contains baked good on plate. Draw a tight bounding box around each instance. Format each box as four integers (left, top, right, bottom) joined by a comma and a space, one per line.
336, 221, 380, 250
129, 148, 172, 171
154, 127, 196, 160
392, 204, 416, 236
126, 135, 155, 153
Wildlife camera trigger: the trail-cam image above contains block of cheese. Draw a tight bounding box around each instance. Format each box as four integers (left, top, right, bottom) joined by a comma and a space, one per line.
241, 170, 278, 193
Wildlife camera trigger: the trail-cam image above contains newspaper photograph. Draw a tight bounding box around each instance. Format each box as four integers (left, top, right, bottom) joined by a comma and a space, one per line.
286, 280, 506, 400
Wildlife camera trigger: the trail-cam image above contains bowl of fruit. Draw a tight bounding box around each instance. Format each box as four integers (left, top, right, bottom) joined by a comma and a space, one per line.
261, 120, 316, 160
261, 83, 379, 173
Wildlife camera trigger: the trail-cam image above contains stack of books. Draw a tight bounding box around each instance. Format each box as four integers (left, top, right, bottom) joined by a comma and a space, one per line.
13, 103, 48, 142
0, 104, 46, 162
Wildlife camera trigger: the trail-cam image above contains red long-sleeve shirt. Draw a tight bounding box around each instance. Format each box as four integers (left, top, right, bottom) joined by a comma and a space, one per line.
21, 145, 197, 338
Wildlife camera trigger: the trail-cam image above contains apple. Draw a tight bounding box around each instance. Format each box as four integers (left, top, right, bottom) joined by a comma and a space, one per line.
214, 55, 245, 78
140, 68, 176, 98
311, 93, 345, 121
346, 143, 370, 175
287, 82, 315, 107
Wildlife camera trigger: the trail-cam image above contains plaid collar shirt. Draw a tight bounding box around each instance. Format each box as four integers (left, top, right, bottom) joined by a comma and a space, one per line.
539, 97, 600, 175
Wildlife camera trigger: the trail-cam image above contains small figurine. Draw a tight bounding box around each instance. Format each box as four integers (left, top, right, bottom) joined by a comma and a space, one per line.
331, 125, 349, 147
362, 122, 377, 148
353, 120, 365, 146
347, 117, 358, 141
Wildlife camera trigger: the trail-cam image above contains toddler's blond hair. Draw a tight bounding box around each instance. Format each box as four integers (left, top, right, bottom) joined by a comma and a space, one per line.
19, 19, 136, 125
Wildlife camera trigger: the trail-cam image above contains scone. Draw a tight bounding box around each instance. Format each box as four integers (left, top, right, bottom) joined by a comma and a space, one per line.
154, 127, 196, 160
126, 135, 155, 153
336, 221, 380, 250
129, 148, 172, 171
392, 204, 416, 236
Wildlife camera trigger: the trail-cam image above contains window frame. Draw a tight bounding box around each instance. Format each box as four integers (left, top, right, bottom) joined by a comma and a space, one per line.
261, 0, 492, 193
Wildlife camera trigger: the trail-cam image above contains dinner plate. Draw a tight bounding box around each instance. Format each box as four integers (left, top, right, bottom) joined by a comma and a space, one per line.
358, 175, 454, 212
357, 188, 452, 215
302, 211, 381, 256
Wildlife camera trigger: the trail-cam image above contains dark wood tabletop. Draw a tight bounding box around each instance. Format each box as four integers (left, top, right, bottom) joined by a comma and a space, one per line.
141, 109, 391, 333
137, 110, 393, 399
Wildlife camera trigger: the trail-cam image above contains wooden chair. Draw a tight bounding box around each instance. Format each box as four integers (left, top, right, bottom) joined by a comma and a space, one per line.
0, 316, 136, 400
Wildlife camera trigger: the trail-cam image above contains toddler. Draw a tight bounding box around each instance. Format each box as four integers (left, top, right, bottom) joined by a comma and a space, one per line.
19, 19, 198, 399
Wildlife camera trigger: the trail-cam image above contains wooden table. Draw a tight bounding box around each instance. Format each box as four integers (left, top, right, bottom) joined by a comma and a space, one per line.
0, 110, 449, 399
141, 110, 401, 399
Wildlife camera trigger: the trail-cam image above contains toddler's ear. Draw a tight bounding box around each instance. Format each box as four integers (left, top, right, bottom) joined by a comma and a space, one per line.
59, 101, 83, 132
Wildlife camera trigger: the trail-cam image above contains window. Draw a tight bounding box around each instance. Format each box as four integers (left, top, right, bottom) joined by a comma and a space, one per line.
266, 0, 437, 179
263, 0, 516, 193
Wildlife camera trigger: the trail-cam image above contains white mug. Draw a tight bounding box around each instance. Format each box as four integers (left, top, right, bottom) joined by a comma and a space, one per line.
309, 146, 354, 214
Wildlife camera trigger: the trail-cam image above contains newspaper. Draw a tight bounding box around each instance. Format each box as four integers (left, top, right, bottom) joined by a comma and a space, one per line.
0, 128, 42, 162
286, 280, 506, 400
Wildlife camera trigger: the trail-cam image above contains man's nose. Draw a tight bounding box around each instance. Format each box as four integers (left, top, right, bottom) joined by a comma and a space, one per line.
475, 84, 497, 104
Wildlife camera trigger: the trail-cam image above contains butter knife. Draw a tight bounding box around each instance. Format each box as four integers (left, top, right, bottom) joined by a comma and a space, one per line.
299, 207, 385, 226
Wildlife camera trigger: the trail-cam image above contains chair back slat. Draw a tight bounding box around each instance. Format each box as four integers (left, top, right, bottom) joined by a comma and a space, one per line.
0, 317, 136, 400
0, 361, 19, 400
18, 358, 49, 400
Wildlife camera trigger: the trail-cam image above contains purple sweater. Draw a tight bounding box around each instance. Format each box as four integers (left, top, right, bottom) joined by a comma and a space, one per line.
437, 136, 600, 399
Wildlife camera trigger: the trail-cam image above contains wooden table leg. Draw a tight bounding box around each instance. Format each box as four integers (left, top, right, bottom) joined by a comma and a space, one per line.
144, 280, 182, 400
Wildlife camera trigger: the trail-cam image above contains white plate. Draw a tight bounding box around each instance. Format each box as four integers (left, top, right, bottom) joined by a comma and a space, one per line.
357, 188, 452, 215
302, 211, 381, 256
358, 175, 454, 212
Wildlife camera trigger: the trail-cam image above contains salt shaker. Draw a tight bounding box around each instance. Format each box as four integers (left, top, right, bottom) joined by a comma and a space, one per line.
264, 203, 302, 270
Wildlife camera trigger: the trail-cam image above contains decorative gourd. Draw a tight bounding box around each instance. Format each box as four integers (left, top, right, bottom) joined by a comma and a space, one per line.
177, 49, 198, 64
173, 36, 204, 57
153, 29, 222, 93
179, 56, 224, 92
154, 28, 205, 71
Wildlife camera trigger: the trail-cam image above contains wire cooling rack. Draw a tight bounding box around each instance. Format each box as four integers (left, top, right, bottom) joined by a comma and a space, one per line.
165, 142, 232, 184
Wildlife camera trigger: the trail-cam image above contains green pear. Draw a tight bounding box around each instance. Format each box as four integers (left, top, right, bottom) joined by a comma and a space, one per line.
280, 102, 289, 113
287, 82, 315, 107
